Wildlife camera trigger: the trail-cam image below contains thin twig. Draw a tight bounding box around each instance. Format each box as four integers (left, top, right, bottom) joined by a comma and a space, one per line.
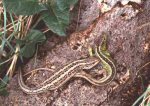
75, 0, 82, 31
136, 61, 150, 76
136, 22, 150, 30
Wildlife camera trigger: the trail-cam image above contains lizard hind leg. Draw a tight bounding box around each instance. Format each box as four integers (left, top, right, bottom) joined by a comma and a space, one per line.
88, 46, 95, 57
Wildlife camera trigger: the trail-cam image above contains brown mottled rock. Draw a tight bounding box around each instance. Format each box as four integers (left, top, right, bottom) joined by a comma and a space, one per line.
1, 0, 150, 106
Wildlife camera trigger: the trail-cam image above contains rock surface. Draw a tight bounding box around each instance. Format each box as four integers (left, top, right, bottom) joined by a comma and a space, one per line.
1, 0, 150, 106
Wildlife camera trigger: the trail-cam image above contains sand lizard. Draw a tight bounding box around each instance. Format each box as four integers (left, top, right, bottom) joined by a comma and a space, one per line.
18, 57, 99, 94
18, 33, 116, 94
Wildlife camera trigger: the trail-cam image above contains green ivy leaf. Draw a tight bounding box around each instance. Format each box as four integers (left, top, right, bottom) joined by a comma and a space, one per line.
0, 76, 9, 96
18, 29, 46, 58
0, 76, 9, 88
0, 32, 2, 37
3, 0, 78, 36
0, 88, 9, 96
41, 0, 78, 36
3, 0, 46, 15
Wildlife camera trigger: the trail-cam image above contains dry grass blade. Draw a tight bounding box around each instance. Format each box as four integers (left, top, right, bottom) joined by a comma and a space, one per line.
132, 60, 150, 106
6, 45, 20, 78
0, 3, 34, 80
139, 85, 150, 106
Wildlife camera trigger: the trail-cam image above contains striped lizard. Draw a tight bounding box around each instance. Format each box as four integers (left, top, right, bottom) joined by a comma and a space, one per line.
18, 33, 116, 94
74, 34, 116, 86
18, 57, 100, 94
